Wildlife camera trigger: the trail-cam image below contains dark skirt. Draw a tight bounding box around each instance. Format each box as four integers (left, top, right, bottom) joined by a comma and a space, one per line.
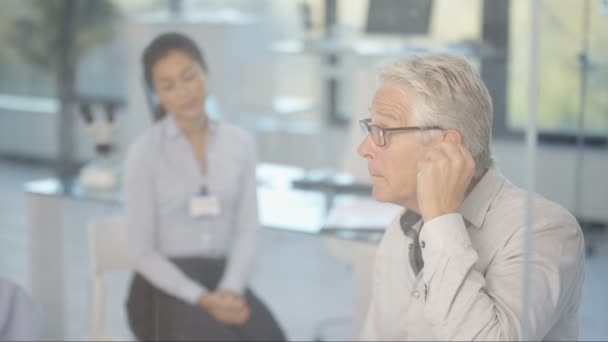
126, 257, 286, 341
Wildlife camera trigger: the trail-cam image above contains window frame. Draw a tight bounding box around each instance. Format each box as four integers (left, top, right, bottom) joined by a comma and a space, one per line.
485, 0, 608, 148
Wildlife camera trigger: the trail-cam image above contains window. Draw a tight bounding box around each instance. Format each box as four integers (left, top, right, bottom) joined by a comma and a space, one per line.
508, 0, 608, 138
0, 0, 54, 97
285, 0, 484, 126
0, 0, 166, 100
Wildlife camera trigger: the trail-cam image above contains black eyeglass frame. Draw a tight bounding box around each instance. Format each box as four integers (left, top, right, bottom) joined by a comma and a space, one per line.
359, 118, 443, 146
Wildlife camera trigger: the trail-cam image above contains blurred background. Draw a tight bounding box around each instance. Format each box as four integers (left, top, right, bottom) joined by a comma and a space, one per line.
0, 0, 607, 340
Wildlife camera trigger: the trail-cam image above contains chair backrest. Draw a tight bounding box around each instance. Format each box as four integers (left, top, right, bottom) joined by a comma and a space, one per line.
88, 215, 131, 275
87, 214, 131, 341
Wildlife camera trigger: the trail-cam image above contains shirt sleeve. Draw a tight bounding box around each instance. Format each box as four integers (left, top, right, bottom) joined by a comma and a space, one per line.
0, 277, 44, 340
217, 137, 259, 294
418, 212, 584, 341
124, 141, 208, 305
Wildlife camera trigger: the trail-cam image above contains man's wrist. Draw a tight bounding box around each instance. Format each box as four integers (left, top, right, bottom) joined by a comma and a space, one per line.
422, 209, 455, 223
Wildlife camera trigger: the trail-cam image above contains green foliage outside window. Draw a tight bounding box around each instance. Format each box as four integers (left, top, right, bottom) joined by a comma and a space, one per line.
509, 0, 608, 135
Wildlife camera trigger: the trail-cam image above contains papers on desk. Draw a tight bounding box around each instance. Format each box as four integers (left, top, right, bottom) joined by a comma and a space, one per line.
324, 198, 402, 232
291, 168, 373, 195
256, 163, 306, 190
257, 188, 327, 234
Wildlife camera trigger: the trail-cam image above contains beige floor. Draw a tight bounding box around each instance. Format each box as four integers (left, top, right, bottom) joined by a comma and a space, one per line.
1, 158, 607, 341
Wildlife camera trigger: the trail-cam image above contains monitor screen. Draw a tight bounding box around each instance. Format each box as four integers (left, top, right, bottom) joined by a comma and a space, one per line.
365, 0, 433, 36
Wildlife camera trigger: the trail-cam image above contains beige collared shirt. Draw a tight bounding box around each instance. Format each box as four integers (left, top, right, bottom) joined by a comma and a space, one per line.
360, 166, 585, 341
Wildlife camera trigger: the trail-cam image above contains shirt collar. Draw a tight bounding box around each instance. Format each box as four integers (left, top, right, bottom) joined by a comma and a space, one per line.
164, 114, 218, 140
400, 209, 422, 235
459, 165, 505, 229
399, 165, 505, 233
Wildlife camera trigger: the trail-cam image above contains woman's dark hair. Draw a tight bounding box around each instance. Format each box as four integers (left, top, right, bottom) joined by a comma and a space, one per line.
142, 32, 208, 121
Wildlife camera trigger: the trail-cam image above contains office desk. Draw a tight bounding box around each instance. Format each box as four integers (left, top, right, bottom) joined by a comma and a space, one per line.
25, 164, 388, 340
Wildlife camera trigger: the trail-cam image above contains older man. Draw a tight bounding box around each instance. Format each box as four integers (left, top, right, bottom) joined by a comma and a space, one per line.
357, 53, 584, 341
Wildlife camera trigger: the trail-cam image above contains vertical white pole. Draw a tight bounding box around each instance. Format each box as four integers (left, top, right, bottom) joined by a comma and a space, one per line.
574, 0, 590, 246
522, 0, 540, 340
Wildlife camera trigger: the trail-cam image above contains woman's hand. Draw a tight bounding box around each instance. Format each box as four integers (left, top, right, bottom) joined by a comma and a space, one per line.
198, 290, 250, 325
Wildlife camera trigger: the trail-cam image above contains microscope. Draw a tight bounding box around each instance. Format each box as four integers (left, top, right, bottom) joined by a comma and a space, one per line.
78, 100, 119, 190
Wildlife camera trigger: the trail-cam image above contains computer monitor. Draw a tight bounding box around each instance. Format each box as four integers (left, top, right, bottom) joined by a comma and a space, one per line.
365, 0, 433, 36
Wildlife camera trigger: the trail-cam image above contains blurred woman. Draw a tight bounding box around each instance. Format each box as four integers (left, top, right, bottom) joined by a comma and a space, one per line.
124, 32, 285, 341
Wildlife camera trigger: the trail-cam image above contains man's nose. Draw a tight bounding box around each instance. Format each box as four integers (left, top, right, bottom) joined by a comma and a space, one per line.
357, 135, 373, 160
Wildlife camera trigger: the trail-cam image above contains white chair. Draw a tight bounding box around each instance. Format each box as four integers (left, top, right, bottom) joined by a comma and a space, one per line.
87, 215, 131, 341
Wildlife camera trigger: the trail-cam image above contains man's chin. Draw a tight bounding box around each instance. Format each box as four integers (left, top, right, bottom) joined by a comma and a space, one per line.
371, 187, 391, 203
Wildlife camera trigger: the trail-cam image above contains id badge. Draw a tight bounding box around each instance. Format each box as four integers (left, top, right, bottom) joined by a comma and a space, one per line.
189, 194, 221, 217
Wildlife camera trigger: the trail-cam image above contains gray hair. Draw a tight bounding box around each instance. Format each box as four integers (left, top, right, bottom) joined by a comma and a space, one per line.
378, 53, 493, 177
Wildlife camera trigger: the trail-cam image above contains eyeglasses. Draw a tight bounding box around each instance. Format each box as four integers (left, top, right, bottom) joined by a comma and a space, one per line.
359, 118, 442, 146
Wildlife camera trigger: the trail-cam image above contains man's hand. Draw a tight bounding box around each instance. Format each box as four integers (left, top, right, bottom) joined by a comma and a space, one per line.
417, 132, 475, 223
198, 290, 250, 325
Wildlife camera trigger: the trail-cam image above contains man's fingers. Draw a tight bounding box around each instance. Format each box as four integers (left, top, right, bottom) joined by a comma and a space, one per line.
436, 142, 470, 166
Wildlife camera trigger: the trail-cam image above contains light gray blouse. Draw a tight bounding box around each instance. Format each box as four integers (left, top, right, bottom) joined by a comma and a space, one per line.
124, 115, 258, 304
